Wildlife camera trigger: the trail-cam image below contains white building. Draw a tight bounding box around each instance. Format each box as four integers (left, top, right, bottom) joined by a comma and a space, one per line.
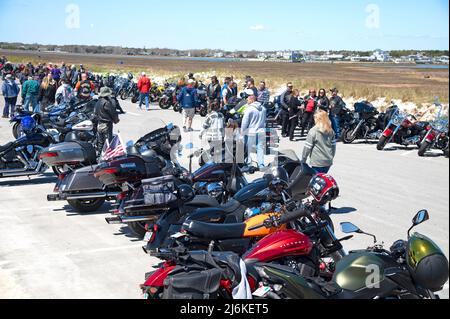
372, 49, 391, 62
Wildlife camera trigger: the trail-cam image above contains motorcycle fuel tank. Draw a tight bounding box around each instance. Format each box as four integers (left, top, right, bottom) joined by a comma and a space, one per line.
192, 162, 226, 183
243, 229, 313, 262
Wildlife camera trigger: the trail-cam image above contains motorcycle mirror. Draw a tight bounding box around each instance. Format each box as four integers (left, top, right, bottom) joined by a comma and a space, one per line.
408, 209, 429, 238
340, 222, 361, 234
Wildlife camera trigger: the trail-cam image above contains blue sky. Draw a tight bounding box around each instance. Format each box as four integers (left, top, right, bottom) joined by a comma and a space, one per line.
1, 0, 448, 51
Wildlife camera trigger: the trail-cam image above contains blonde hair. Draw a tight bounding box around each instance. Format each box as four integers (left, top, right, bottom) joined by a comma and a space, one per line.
314, 110, 333, 135
41, 76, 49, 90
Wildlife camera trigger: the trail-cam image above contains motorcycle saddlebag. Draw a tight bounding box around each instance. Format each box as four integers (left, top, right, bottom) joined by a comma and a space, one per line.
162, 266, 222, 299
142, 175, 178, 206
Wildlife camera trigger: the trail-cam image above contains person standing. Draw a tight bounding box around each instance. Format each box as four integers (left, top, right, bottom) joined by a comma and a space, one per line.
301, 110, 336, 174
55, 79, 74, 104
177, 79, 198, 132
94, 87, 120, 153
279, 82, 294, 137
206, 76, 221, 112
317, 88, 330, 112
241, 89, 267, 169
137, 72, 152, 111
51, 65, 61, 84
288, 89, 303, 141
38, 74, 57, 112
1, 74, 20, 118
21, 76, 40, 112
245, 78, 258, 97
74, 73, 95, 100
301, 89, 318, 137
329, 87, 346, 140
257, 81, 270, 105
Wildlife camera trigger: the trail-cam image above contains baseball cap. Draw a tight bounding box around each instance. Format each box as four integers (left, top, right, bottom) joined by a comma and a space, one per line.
188, 79, 195, 85
244, 89, 255, 96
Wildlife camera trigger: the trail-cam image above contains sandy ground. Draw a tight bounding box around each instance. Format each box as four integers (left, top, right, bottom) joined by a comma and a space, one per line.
0, 88, 448, 299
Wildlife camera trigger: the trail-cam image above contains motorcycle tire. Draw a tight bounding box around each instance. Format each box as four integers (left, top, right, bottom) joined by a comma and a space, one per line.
159, 98, 171, 110
377, 136, 388, 151
13, 122, 22, 139
173, 104, 181, 113
341, 128, 357, 144
418, 142, 430, 157
131, 95, 138, 104
67, 198, 105, 213
120, 91, 129, 100
127, 221, 147, 238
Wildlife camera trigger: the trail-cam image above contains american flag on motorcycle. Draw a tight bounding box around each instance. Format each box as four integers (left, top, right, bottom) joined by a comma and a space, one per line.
101, 135, 126, 161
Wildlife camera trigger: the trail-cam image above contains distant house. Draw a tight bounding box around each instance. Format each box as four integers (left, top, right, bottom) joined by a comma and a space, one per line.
372, 49, 391, 62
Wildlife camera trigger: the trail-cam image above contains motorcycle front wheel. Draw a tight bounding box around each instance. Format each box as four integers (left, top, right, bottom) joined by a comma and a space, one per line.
159, 97, 171, 110
418, 141, 430, 157
13, 122, 22, 139
67, 198, 105, 213
120, 90, 129, 100
377, 136, 389, 151
341, 127, 357, 144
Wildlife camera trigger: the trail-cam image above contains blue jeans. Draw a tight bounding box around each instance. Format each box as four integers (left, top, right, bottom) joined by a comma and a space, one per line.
330, 115, 341, 139
313, 166, 331, 174
3, 97, 17, 117
24, 95, 38, 112
139, 93, 149, 110
246, 132, 266, 168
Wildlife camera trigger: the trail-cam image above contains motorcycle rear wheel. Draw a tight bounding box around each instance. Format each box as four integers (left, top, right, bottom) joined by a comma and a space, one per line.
377, 136, 388, 151
128, 221, 147, 238
67, 198, 105, 213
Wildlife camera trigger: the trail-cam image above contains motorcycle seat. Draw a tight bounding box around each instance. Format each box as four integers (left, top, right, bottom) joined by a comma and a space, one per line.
0, 142, 13, 153
186, 195, 219, 208
182, 220, 246, 240
193, 198, 242, 217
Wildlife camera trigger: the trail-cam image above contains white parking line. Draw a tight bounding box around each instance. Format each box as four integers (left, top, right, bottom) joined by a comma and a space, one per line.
126, 112, 140, 116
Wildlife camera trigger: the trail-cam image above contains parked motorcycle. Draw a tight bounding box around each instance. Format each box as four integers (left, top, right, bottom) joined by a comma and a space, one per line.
253, 210, 448, 299
0, 117, 54, 179
159, 84, 179, 110
377, 108, 429, 151
418, 102, 449, 157
341, 102, 386, 144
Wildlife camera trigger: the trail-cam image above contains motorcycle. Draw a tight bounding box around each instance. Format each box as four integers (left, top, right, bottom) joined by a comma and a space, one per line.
341, 102, 387, 144
253, 210, 448, 299
377, 108, 429, 151
159, 84, 178, 110
0, 122, 54, 179
141, 197, 347, 299
46, 121, 178, 213
418, 102, 449, 157
120, 81, 139, 102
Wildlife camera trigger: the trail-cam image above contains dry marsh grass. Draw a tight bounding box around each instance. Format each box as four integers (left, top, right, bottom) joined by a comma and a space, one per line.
4, 50, 448, 104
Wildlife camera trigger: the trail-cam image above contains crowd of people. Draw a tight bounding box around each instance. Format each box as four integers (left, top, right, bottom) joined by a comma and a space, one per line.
1, 56, 340, 173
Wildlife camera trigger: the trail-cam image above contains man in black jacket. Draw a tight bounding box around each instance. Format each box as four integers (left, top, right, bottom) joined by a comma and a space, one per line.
329, 88, 346, 140
279, 82, 294, 137
207, 76, 221, 112
95, 87, 120, 153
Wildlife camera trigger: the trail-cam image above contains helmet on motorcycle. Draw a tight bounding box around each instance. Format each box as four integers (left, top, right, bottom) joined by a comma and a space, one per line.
127, 72, 133, 80
265, 166, 290, 190
307, 173, 339, 205
21, 116, 37, 134
178, 184, 195, 202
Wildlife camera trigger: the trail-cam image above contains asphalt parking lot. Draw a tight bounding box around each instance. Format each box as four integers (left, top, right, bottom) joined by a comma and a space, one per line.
0, 95, 448, 299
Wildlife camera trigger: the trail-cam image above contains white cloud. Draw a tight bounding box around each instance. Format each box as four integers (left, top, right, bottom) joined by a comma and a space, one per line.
250, 25, 265, 31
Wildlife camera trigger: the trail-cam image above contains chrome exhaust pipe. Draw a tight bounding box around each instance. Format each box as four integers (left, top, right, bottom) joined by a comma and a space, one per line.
65, 191, 120, 200
105, 214, 159, 224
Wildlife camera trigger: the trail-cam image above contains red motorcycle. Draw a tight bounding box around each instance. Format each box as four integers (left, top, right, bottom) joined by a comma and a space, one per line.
377, 108, 429, 151
141, 174, 349, 299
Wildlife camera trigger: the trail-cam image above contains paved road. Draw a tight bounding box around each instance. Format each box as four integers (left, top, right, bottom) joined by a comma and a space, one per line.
0, 93, 448, 299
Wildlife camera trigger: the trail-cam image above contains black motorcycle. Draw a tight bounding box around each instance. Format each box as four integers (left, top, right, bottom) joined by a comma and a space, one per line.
0, 125, 54, 179
341, 102, 387, 144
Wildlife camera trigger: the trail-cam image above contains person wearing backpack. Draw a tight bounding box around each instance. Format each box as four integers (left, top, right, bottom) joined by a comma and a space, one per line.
94, 87, 120, 152
301, 89, 318, 137
177, 79, 198, 132
2, 74, 20, 118
74, 73, 95, 100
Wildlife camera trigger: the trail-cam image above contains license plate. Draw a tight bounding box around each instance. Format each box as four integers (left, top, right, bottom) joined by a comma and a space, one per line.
253, 286, 271, 298
144, 231, 153, 242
